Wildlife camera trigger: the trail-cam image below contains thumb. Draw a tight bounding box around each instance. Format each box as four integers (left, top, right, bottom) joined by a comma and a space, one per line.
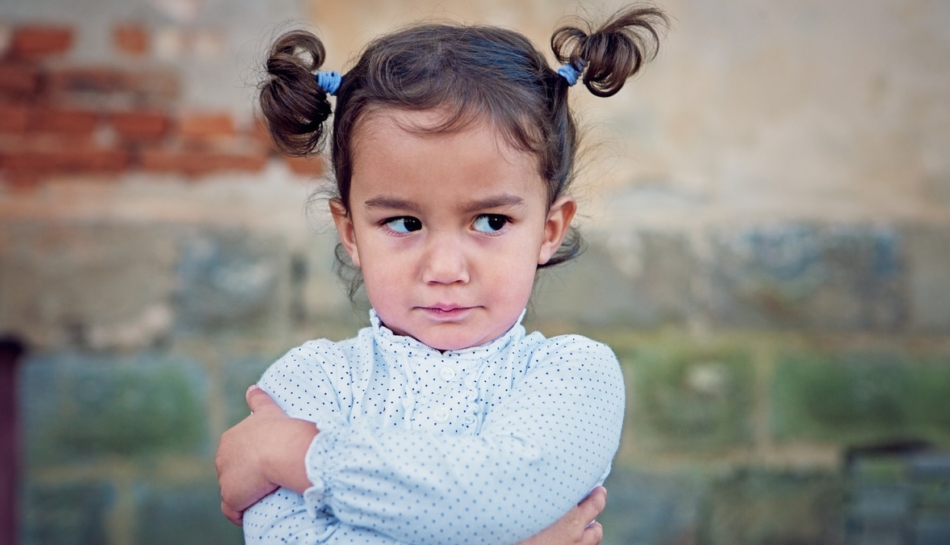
246, 385, 281, 414
577, 486, 607, 521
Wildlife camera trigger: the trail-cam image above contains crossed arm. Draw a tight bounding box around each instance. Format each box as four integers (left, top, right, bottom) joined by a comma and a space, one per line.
215, 336, 623, 544
217, 386, 606, 544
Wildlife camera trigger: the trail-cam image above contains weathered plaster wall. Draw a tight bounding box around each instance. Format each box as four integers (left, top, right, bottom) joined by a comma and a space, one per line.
1, 0, 949, 544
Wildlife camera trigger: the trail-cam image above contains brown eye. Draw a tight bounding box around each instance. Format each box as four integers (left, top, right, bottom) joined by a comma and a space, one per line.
385, 217, 422, 233
473, 215, 509, 233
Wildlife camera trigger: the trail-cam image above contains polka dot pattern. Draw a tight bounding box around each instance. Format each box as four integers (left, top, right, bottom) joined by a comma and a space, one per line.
242, 310, 624, 544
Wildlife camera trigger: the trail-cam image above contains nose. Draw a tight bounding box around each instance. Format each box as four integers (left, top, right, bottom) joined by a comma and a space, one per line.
421, 232, 469, 285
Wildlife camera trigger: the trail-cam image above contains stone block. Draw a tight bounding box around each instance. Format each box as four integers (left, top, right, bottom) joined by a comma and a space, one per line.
174, 229, 290, 337
21, 352, 207, 466
531, 232, 696, 328
599, 468, 705, 545
20, 482, 112, 545
708, 224, 905, 331
844, 447, 950, 545
697, 470, 846, 545
903, 227, 950, 332
618, 337, 755, 451
0, 222, 178, 350
772, 350, 950, 445
136, 480, 243, 545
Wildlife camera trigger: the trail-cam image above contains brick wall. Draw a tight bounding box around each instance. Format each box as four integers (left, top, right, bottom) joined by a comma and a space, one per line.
1, 1, 949, 544
0, 22, 322, 188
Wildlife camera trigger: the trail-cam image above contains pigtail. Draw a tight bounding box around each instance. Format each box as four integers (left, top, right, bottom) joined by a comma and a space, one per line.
551, 6, 667, 97
260, 30, 333, 156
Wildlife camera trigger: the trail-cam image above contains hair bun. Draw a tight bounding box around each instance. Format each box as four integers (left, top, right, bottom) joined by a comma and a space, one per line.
260, 30, 333, 156
551, 6, 667, 97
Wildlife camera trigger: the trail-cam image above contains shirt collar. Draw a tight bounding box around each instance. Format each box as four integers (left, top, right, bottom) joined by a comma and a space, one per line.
369, 308, 526, 362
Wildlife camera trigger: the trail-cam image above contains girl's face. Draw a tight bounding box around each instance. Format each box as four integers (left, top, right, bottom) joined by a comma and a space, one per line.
331, 109, 576, 351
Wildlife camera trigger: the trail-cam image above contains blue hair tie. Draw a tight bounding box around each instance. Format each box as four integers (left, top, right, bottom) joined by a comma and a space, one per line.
315, 70, 342, 96
557, 60, 585, 86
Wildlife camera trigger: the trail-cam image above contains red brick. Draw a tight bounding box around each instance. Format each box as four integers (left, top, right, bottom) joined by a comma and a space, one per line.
121, 70, 179, 100
0, 62, 40, 96
45, 66, 125, 93
0, 170, 43, 189
113, 24, 149, 56
177, 112, 235, 141
138, 144, 267, 176
0, 141, 128, 173
10, 25, 73, 60
28, 107, 98, 135
109, 110, 168, 141
248, 117, 277, 151
0, 104, 30, 133
283, 156, 325, 176
46, 66, 179, 102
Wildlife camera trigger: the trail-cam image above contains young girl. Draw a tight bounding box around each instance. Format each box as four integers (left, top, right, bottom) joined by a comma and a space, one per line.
216, 6, 665, 544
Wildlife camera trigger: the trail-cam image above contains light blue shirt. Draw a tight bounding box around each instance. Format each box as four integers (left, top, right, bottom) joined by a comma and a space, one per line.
243, 310, 624, 544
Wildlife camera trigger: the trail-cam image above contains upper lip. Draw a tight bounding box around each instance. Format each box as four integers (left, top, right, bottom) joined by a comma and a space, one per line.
421, 304, 472, 311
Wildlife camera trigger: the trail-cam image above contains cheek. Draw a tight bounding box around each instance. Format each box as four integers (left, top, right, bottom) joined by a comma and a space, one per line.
491, 254, 538, 302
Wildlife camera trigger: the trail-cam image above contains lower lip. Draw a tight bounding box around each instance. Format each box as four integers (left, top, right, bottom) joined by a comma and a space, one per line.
419, 307, 474, 320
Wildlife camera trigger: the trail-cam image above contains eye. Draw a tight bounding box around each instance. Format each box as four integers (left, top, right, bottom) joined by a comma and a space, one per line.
472, 214, 509, 233
384, 216, 422, 233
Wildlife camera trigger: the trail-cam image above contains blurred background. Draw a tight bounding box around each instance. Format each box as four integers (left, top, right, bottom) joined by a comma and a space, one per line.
1, 0, 949, 543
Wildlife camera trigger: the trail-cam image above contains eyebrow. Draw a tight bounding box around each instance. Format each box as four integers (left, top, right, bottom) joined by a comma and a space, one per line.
460, 194, 525, 213
362, 194, 525, 214
363, 197, 422, 213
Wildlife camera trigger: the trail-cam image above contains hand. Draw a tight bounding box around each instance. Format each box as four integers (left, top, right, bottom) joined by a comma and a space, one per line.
516, 486, 607, 545
215, 385, 318, 525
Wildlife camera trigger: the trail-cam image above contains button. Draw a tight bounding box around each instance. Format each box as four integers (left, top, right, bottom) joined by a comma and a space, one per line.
440, 366, 456, 380
434, 407, 449, 422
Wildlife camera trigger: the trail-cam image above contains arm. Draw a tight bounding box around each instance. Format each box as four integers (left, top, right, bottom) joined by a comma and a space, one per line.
306, 336, 622, 543
221, 392, 608, 545
216, 385, 317, 525
218, 336, 623, 544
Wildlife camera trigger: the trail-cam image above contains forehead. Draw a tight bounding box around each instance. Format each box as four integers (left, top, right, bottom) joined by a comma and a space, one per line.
349, 108, 546, 199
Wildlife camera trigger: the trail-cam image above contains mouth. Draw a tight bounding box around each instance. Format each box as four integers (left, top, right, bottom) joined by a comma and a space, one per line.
418, 305, 475, 318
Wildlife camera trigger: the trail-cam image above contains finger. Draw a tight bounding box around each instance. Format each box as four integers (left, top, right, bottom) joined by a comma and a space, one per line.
222, 501, 243, 526
246, 384, 280, 414
581, 521, 603, 545
577, 486, 607, 521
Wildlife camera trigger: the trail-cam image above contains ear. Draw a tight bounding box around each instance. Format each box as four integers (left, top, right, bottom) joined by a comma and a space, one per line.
538, 196, 577, 265
329, 198, 361, 268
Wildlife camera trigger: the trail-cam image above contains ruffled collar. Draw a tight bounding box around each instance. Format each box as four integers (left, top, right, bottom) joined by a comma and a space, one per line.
369, 308, 526, 362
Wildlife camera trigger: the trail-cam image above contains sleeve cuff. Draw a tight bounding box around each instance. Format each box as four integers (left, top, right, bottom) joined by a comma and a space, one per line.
302, 422, 341, 517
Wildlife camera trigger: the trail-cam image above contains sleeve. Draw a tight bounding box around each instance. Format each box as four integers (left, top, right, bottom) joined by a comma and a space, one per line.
243, 341, 400, 544
301, 336, 625, 545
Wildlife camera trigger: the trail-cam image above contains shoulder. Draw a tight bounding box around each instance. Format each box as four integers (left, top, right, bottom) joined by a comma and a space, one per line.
527, 333, 617, 361
257, 333, 370, 420
523, 333, 620, 373
523, 333, 625, 400
260, 338, 348, 386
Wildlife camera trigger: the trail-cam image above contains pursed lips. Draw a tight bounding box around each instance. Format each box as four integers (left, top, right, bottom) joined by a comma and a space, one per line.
417, 305, 476, 315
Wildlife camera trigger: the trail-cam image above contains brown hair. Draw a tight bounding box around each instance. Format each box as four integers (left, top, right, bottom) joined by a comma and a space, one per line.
260, 5, 666, 297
